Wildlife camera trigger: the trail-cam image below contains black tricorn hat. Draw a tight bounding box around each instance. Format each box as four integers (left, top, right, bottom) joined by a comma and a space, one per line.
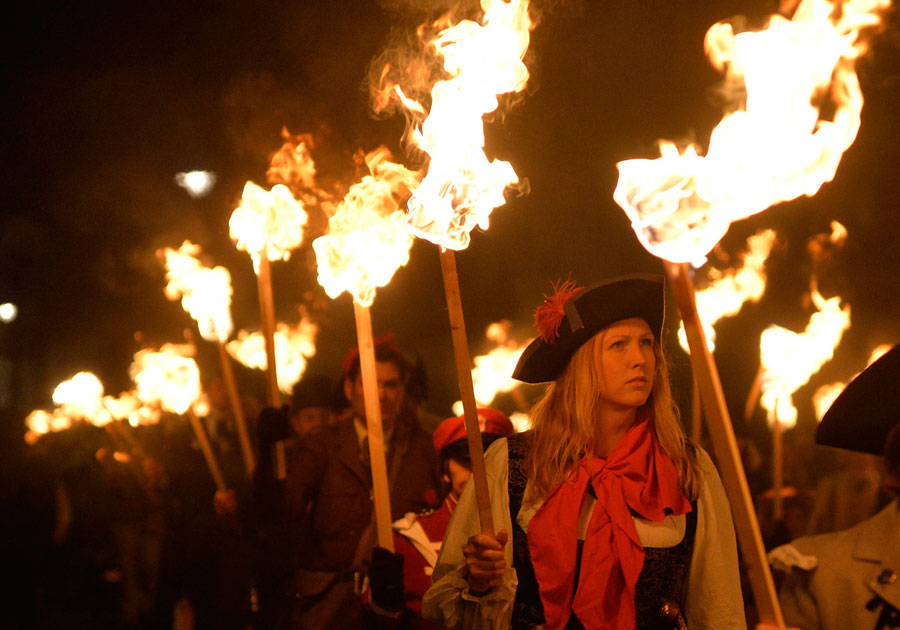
512, 274, 665, 384
816, 343, 900, 456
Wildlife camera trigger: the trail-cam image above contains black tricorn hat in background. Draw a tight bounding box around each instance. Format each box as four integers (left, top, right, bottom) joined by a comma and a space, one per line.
816, 343, 900, 456
512, 274, 665, 384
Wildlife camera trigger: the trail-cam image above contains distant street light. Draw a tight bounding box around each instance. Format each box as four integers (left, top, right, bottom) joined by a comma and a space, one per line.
175, 171, 217, 198
0, 302, 17, 323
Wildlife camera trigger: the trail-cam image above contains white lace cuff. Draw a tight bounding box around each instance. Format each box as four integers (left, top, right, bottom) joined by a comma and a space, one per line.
422, 564, 518, 630
768, 543, 818, 573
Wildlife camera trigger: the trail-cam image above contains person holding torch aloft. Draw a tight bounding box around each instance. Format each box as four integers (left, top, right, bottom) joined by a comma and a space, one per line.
424, 274, 745, 630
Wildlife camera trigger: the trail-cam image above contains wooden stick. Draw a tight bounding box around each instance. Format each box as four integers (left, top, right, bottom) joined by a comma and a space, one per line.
771, 405, 784, 520
745, 365, 764, 423
186, 409, 228, 493
256, 256, 281, 407
664, 261, 785, 629
439, 248, 494, 536
691, 377, 702, 443
218, 341, 256, 477
353, 301, 394, 551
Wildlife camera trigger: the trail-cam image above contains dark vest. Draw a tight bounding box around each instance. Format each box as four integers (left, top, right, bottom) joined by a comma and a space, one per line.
507, 432, 697, 630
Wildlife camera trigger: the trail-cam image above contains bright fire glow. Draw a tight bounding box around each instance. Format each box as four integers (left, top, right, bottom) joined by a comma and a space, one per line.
229, 181, 308, 273
760, 284, 851, 428
452, 320, 527, 414
160, 240, 234, 343
103, 391, 162, 427
679, 228, 776, 352
312, 148, 419, 307
812, 343, 892, 420
0, 302, 17, 323
175, 171, 217, 198
613, 0, 890, 266
52, 371, 108, 425
379, 0, 533, 250
225, 318, 318, 394
509, 411, 531, 432
24, 409, 74, 444
130, 344, 201, 416
267, 128, 318, 192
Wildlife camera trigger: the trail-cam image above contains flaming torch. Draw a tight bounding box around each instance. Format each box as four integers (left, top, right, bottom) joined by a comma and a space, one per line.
130, 344, 227, 492
159, 240, 255, 477
377, 0, 533, 536
758, 284, 851, 517
229, 181, 308, 406
611, 1, 889, 624
312, 147, 420, 550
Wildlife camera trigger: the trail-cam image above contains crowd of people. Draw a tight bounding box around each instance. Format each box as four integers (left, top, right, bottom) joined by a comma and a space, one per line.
1, 274, 897, 630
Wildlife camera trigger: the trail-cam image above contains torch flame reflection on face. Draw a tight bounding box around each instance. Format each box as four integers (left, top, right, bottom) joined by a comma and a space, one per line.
130, 344, 201, 416
312, 148, 419, 307
160, 241, 234, 343
678, 229, 776, 353
613, 0, 890, 266
225, 318, 318, 394
229, 181, 308, 273
381, 0, 533, 251
759, 284, 851, 428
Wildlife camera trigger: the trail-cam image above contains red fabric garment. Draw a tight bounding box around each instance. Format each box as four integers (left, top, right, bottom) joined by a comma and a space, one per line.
527, 417, 691, 630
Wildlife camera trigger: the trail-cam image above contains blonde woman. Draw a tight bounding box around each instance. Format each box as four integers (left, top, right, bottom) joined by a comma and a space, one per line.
423, 274, 745, 630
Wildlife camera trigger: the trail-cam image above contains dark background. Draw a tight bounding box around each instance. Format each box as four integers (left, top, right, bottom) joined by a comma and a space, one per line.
1, 0, 898, 444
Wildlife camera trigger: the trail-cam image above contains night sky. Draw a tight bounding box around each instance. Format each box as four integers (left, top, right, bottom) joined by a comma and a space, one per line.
2, 0, 898, 442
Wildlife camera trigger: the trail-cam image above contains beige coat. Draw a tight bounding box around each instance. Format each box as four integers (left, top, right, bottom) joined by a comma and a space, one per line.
774, 500, 900, 630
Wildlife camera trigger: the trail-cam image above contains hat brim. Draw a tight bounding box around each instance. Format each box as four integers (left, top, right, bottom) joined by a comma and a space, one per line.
816, 343, 900, 456
512, 274, 665, 384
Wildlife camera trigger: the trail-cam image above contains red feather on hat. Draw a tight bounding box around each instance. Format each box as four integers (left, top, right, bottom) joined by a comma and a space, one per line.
534, 278, 583, 343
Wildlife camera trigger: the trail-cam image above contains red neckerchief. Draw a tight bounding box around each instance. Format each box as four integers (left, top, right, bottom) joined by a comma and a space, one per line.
527, 415, 691, 630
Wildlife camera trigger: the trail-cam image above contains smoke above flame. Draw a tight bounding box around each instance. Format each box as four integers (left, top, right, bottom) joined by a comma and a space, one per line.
225, 318, 318, 394
678, 228, 777, 353
376, 0, 533, 251
159, 240, 234, 343
613, 0, 890, 266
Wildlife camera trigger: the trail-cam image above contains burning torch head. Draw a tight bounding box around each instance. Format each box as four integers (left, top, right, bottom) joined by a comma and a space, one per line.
512, 274, 665, 384
817, 343, 900, 458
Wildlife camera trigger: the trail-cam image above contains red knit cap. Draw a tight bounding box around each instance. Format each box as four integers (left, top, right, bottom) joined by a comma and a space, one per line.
432, 408, 515, 457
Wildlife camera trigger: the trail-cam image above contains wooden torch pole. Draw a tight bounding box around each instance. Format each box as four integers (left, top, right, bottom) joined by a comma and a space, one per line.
353, 301, 395, 551
256, 256, 281, 408
439, 248, 494, 536
664, 261, 785, 629
691, 377, 703, 443
256, 256, 286, 479
218, 341, 256, 478
187, 409, 228, 493
771, 405, 784, 520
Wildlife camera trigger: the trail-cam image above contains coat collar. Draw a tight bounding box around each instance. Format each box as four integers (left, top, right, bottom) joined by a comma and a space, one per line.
332, 418, 369, 484
853, 500, 900, 610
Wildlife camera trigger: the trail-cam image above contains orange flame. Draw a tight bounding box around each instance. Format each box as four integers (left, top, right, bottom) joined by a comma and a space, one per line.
312, 148, 420, 306
678, 229, 776, 352
129, 344, 201, 416
384, 0, 533, 250
24, 409, 75, 444
229, 181, 308, 273
452, 320, 527, 414
102, 391, 162, 427
613, 0, 889, 266
225, 318, 318, 394
812, 343, 892, 420
51, 371, 108, 425
160, 241, 234, 343
760, 283, 851, 428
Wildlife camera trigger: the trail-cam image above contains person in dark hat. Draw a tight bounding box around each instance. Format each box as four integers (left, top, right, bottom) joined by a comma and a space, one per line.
423, 274, 745, 630
770, 344, 900, 630
283, 336, 443, 630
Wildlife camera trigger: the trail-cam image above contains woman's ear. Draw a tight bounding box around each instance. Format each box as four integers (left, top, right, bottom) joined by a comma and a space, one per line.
343, 378, 353, 403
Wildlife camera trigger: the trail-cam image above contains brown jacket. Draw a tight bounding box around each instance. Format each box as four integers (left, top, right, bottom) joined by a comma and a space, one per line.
285, 414, 442, 572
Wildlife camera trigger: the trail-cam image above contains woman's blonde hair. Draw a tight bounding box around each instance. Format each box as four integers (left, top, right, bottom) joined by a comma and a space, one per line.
526, 328, 701, 503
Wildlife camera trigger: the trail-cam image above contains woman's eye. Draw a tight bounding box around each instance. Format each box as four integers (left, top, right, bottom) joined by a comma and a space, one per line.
609, 340, 624, 349
640, 338, 653, 346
